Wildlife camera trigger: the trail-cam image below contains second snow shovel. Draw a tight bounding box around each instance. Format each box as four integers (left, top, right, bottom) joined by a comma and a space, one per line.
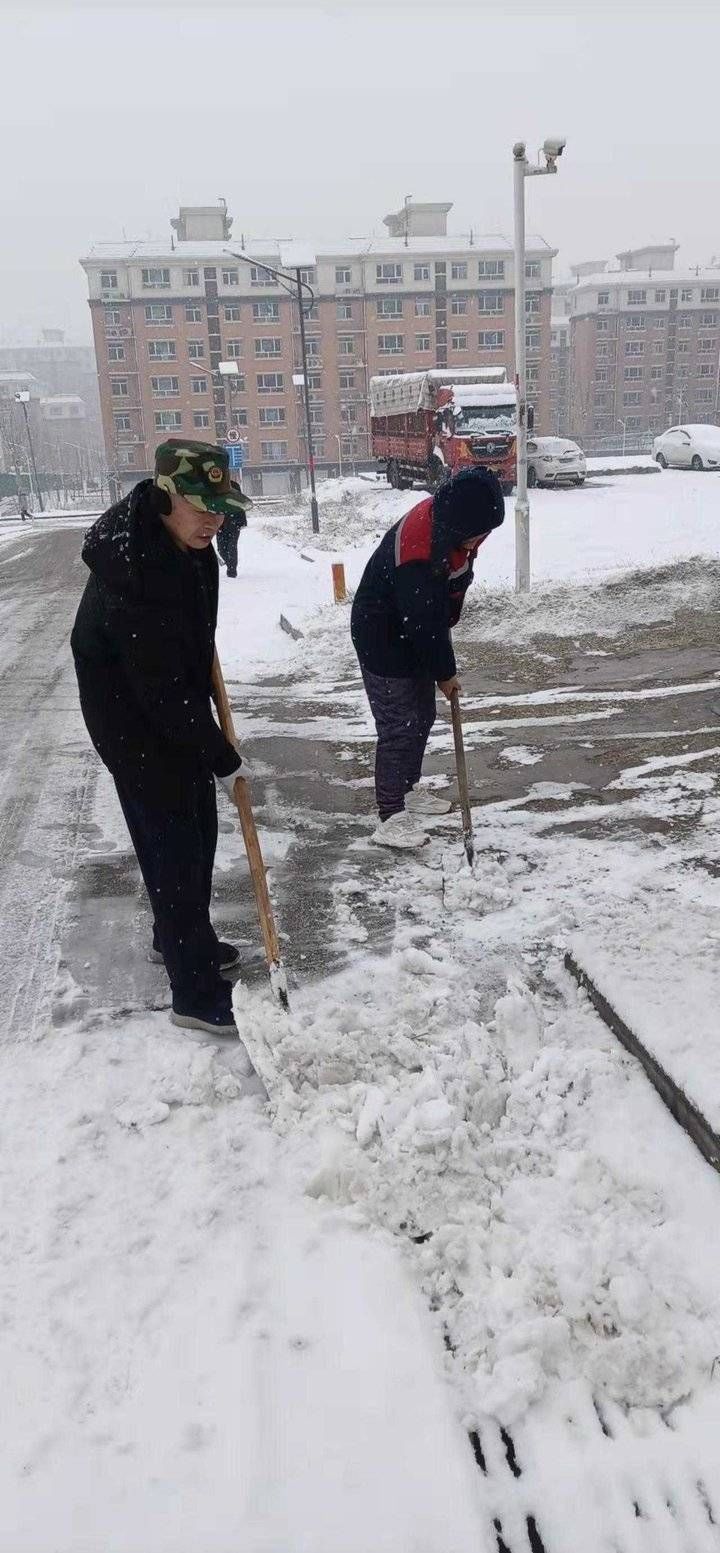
211, 651, 289, 1010
450, 687, 474, 869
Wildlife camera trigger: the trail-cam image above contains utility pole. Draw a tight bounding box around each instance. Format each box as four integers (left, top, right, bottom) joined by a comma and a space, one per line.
512, 137, 566, 592
295, 268, 320, 534
14, 391, 44, 512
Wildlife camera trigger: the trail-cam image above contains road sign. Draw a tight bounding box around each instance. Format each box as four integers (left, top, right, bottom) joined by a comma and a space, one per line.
225, 444, 245, 469
226, 428, 241, 444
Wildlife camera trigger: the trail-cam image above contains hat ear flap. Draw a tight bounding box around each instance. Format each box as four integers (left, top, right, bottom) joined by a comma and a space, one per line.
155, 486, 172, 517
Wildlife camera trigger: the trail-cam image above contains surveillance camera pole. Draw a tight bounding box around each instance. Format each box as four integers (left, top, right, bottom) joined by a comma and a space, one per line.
15, 392, 44, 513
295, 268, 320, 534
512, 138, 564, 592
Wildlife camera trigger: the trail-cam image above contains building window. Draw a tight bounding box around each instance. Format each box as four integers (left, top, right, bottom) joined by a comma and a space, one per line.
624, 366, 643, 380
259, 407, 286, 426
191, 376, 208, 394
594, 368, 609, 383
187, 341, 205, 359
339, 371, 355, 389
108, 345, 125, 361
254, 337, 281, 357
597, 290, 610, 306
141, 267, 171, 289
695, 388, 714, 402
304, 337, 321, 359
377, 297, 403, 317
185, 304, 202, 322
623, 392, 642, 406
596, 319, 609, 333
627, 289, 647, 305
104, 309, 121, 326
376, 263, 403, 285
479, 331, 505, 350
416, 334, 431, 351
653, 340, 664, 355
308, 404, 324, 426
625, 341, 644, 356
338, 337, 355, 355
306, 373, 322, 390
154, 410, 182, 430
231, 407, 248, 425
526, 329, 540, 351
525, 261, 542, 279
183, 269, 200, 287
414, 264, 430, 282
451, 262, 468, 281
626, 315, 646, 330
221, 268, 239, 286
698, 337, 716, 353
193, 411, 211, 428
378, 334, 404, 353
451, 332, 468, 351
650, 366, 663, 380
677, 341, 690, 354
148, 340, 176, 359
525, 294, 540, 314
478, 291, 504, 314
151, 375, 180, 395
257, 373, 284, 393
145, 303, 173, 323
250, 265, 279, 287
677, 313, 692, 329
700, 311, 717, 327
224, 304, 241, 321
335, 266, 352, 285
260, 440, 287, 462
337, 301, 353, 320
226, 340, 244, 357
597, 343, 610, 358
701, 287, 720, 304
654, 289, 667, 303
679, 287, 693, 303
478, 259, 505, 279
111, 378, 129, 397
698, 363, 714, 378
252, 299, 280, 322
114, 414, 131, 430
101, 270, 119, 290
415, 299, 431, 316
451, 297, 468, 315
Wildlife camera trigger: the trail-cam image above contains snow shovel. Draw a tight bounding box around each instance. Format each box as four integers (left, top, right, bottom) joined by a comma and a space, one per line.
450, 688, 474, 869
211, 651, 289, 1011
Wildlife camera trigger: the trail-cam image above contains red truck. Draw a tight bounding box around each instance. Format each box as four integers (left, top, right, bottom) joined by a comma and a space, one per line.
370, 367, 518, 493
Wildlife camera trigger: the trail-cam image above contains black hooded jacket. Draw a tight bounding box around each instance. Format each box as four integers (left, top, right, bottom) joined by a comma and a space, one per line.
70, 480, 240, 806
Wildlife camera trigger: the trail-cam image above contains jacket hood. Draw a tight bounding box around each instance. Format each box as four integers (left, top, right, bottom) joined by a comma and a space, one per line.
432, 466, 505, 554
81, 480, 173, 595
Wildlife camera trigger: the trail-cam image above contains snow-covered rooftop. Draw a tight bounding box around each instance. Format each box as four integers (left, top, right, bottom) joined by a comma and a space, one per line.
573, 266, 720, 292
81, 232, 555, 266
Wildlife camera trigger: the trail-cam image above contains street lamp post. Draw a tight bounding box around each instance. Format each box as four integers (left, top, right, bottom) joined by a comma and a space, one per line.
513, 137, 566, 592
293, 267, 320, 534
618, 418, 627, 456
14, 391, 44, 513
335, 434, 343, 478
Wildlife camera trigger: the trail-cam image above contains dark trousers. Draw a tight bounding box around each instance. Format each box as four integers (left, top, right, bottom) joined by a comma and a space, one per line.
114, 771, 226, 1006
216, 523, 238, 576
361, 669, 436, 821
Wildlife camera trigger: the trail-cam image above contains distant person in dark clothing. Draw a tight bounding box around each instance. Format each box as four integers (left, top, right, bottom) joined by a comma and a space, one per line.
18, 493, 31, 521
216, 505, 247, 577
71, 439, 252, 1034
351, 466, 504, 850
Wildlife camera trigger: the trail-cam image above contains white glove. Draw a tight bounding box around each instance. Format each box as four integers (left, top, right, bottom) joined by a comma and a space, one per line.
219, 761, 251, 797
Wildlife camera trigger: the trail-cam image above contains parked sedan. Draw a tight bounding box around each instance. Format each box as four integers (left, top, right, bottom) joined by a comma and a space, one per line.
653, 424, 720, 471
527, 437, 587, 488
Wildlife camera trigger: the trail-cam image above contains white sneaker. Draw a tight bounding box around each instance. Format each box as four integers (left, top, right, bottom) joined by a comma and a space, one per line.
406, 787, 452, 817
371, 811, 428, 850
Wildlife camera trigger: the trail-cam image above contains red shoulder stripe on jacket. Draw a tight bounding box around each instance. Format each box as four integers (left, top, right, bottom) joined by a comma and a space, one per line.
394, 496, 434, 567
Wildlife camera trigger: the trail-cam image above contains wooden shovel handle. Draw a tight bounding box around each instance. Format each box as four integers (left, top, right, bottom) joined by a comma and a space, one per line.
450, 688, 473, 845
211, 651, 282, 971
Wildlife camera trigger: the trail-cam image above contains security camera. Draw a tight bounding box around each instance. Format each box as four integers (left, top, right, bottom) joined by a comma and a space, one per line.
543, 136, 566, 161
513, 141, 527, 161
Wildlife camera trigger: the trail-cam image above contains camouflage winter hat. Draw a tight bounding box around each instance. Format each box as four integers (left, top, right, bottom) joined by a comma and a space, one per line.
154, 439, 251, 516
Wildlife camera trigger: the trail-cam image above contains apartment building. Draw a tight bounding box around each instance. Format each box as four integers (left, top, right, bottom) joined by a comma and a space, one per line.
568, 243, 720, 447
81, 201, 555, 496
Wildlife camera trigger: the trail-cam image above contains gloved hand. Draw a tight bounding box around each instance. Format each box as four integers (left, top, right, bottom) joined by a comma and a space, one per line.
219, 760, 251, 797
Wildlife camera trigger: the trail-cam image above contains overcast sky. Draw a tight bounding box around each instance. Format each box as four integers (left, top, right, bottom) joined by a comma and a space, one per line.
2, 0, 719, 344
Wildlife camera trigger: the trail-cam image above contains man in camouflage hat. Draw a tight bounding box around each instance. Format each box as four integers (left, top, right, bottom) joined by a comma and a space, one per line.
71, 440, 253, 1036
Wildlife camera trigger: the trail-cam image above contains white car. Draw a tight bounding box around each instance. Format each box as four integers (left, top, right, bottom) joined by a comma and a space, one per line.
653, 424, 720, 471
527, 437, 587, 488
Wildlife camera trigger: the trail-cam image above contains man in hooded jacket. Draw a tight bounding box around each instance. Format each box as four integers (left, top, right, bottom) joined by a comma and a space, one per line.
71, 439, 252, 1035
351, 465, 504, 849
